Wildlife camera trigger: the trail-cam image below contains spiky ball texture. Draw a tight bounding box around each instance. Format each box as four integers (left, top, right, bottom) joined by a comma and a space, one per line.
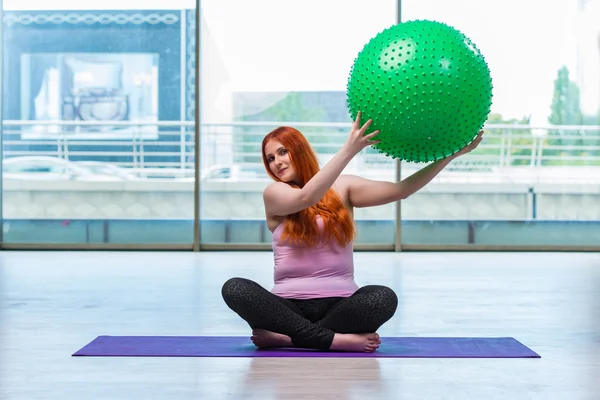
346, 20, 493, 162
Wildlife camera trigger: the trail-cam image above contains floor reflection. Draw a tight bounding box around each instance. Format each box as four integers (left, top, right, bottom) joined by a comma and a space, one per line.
233, 356, 390, 400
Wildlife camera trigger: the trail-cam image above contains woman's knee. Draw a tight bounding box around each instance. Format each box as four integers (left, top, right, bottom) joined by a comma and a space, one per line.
221, 277, 254, 303
359, 285, 398, 313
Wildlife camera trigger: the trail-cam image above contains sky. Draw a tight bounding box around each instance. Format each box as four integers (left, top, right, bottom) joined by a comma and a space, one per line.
3, 0, 598, 123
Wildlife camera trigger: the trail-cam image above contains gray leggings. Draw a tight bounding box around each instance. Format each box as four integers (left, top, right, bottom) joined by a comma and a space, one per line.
221, 277, 398, 350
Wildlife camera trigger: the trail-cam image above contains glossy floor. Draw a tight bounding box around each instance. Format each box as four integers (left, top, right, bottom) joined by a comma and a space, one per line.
1, 251, 599, 399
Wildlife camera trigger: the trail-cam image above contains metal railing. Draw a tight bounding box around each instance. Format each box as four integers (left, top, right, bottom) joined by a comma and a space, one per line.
1, 120, 599, 251
2, 120, 195, 170
2, 120, 600, 177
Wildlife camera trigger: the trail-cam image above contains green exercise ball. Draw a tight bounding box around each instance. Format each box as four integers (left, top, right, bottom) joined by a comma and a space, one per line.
346, 20, 493, 162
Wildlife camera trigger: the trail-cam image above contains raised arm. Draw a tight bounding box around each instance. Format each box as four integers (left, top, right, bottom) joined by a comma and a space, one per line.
344, 130, 484, 208
264, 112, 380, 217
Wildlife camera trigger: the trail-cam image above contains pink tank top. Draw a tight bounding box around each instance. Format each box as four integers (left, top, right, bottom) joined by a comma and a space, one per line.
270, 216, 359, 299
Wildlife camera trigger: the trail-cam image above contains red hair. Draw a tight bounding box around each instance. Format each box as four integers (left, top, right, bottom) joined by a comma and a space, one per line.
261, 126, 355, 247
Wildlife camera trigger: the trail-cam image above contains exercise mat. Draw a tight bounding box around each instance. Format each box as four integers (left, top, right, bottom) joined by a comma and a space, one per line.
73, 335, 540, 358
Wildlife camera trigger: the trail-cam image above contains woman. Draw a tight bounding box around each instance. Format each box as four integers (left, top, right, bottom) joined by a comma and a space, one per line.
222, 111, 484, 352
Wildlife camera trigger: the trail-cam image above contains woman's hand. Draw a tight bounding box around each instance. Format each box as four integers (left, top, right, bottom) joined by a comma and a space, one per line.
342, 111, 381, 156
451, 130, 484, 159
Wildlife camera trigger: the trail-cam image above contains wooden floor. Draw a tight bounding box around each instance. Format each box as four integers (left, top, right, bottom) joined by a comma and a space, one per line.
1, 250, 599, 399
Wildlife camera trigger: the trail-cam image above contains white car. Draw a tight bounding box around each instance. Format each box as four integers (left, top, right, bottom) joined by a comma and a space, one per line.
72, 161, 138, 181
201, 164, 269, 181
3, 156, 126, 181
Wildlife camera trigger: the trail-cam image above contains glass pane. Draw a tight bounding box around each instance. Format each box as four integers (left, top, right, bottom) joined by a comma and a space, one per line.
400, 0, 600, 247
199, 0, 397, 245
2, 2, 197, 244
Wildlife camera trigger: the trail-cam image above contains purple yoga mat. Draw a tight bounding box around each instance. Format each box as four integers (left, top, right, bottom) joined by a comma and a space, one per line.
72, 336, 540, 358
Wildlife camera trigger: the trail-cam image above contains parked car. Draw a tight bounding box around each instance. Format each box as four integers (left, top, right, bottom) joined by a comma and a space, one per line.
201, 164, 269, 181
3, 156, 127, 181
72, 161, 138, 181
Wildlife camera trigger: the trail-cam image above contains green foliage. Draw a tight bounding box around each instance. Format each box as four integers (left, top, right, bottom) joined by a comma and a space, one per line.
232, 66, 600, 167
234, 93, 342, 163
234, 93, 319, 163
484, 113, 533, 166
548, 66, 583, 125
238, 92, 325, 123
544, 66, 599, 166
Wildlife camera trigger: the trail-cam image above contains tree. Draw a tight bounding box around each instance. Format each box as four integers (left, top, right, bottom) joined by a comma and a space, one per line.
545, 66, 599, 166
479, 113, 533, 166
548, 66, 583, 125
239, 92, 325, 123
234, 92, 328, 163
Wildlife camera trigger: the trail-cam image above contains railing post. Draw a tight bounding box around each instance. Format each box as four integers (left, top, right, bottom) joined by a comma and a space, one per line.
132, 126, 139, 169
180, 127, 186, 171
530, 136, 537, 167
499, 128, 506, 168
57, 135, 64, 160
506, 128, 513, 166
138, 125, 145, 170
536, 136, 544, 166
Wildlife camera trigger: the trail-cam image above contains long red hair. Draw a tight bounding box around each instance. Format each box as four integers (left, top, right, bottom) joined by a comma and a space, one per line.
261, 126, 355, 247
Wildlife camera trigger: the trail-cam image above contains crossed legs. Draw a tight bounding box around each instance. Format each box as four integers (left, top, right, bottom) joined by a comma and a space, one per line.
221, 277, 398, 352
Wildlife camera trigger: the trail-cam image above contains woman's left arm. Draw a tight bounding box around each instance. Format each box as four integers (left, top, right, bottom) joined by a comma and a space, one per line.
345, 130, 484, 208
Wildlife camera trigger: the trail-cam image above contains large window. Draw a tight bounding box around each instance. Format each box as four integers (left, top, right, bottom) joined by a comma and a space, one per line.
198, 0, 398, 246
0, 0, 597, 250
1, 2, 197, 246
399, 0, 600, 248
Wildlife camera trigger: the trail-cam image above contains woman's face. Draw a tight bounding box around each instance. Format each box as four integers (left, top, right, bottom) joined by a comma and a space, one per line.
264, 139, 298, 183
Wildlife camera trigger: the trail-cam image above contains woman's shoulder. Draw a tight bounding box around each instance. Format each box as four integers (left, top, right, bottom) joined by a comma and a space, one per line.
333, 174, 358, 202
263, 181, 290, 193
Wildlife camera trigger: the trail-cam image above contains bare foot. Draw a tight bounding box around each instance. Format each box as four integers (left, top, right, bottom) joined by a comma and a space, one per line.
251, 329, 293, 348
329, 333, 381, 353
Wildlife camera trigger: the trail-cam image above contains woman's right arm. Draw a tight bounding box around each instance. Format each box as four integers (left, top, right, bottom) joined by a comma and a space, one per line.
263, 112, 380, 217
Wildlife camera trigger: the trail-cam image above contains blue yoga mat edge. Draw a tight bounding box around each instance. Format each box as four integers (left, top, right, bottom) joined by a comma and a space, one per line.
72, 335, 541, 358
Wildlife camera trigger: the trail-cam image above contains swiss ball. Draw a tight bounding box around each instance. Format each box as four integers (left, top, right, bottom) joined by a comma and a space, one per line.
346, 20, 493, 162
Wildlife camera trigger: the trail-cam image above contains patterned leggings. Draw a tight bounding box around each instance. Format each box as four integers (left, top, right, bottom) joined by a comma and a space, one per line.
221, 277, 398, 350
